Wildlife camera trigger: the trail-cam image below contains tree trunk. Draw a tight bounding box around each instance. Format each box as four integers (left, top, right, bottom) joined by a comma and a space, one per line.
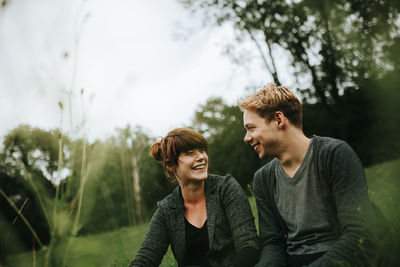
132, 157, 142, 222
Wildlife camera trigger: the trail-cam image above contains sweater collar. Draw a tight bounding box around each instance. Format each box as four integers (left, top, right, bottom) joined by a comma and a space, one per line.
168, 175, 216, 209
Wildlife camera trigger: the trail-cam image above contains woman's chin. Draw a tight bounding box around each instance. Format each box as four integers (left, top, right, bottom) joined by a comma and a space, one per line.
192, 171, 208, 181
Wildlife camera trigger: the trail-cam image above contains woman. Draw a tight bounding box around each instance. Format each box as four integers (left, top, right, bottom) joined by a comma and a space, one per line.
130, 128, 259, 267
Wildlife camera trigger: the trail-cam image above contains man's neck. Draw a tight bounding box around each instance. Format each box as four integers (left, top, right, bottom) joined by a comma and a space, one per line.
277, 128, 311, 178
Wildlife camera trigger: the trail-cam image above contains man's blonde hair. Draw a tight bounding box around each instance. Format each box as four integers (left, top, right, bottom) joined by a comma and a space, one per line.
239, 83, 303, 129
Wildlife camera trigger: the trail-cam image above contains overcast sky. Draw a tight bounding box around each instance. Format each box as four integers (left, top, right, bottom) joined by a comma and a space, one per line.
0, 0, 290, 141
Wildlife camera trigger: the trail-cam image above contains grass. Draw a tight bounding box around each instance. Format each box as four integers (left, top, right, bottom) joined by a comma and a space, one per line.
5, 224, 175, 267
4, 159, 400, 266
365, 158, 400, 226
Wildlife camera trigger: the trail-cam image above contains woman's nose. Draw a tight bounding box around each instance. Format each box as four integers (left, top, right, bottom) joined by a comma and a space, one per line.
196, 151, 206, 160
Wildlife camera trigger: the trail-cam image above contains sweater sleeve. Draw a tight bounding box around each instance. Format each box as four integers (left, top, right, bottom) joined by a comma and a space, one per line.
253, 168, 287, 267
231, 247, 259, 267
221, 174, 260, 263
308, 142, 375, 267
129, 206, 170, 267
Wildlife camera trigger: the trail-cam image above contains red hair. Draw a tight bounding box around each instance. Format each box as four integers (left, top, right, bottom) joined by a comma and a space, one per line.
149, 128, 207, 180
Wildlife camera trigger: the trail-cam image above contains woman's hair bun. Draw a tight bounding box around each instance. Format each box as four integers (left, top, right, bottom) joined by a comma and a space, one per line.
149, 140, 163, 162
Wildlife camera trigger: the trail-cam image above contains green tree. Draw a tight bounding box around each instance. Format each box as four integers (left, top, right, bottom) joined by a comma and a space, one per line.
179, 0, 399, 103
179, 0, 400, 164
0, 125, 69, 256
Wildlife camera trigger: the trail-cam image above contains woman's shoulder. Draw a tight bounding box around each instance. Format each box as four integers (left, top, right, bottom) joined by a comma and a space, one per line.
156, 185, 181, 209
208, 173, 235, 183
207, 173, 242, 192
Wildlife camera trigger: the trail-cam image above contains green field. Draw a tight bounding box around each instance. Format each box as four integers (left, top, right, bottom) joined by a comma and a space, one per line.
4, 159, 400, 267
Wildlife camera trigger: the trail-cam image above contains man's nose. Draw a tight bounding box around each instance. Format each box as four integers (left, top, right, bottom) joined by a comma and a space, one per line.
244, 132, 251, 143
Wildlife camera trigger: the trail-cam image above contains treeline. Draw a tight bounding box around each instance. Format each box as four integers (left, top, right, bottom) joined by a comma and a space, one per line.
1, 85, 399, 259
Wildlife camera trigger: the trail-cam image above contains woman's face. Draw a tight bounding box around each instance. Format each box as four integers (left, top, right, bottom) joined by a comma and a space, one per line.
175, 149, 208, 183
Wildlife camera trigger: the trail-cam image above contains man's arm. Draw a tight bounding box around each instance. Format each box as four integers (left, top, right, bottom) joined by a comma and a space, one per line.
253, 169, 287, 267
309, 142, 375, 266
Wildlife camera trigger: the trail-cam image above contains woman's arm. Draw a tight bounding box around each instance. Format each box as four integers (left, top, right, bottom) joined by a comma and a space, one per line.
221, 174, 260, 267
129, 207, 170, 267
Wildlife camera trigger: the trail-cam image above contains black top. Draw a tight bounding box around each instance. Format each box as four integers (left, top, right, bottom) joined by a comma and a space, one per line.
183, 218, 259, 267
183, 218, 212, 267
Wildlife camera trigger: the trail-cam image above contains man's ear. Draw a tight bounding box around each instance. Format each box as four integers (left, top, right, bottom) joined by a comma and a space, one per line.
274, 111, 285, 129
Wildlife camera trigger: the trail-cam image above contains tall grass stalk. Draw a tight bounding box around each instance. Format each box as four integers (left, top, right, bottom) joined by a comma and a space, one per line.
59, 89, 90, 266
0, 197, 29, 260
32, 237, 36, 267
73, 138, 87, 236
45, 110, 67, 267
53, 103, 64, 227
15, 156, 52, 231
0, 188, 43, 247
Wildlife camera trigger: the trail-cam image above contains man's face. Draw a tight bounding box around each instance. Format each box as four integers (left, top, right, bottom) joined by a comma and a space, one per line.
243, 109, 279, 159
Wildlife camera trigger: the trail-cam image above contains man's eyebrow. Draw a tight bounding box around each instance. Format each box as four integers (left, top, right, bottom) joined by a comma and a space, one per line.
244, 123, 253, 129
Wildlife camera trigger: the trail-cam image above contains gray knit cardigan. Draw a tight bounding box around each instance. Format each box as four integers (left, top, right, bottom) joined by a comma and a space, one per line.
130, 174, 259, 267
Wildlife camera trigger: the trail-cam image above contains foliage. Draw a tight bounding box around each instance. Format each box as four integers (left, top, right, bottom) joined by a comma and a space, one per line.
179, 0, 400, 103
0, 124, 165, 264
178, 0, 400, 165
0, 125, 63, 255
302, 75, 400, 165
139, 150, 176, 218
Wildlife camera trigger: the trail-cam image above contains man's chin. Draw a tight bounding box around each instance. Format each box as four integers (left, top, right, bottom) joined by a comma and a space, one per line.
258, 151, 267, 159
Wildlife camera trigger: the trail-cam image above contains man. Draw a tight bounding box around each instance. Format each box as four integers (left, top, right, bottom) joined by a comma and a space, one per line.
239, 83, 376, 266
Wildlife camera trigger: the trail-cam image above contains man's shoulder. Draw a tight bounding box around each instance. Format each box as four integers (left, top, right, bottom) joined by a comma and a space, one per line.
254, 158, 278, 185
312, 135, 348, 155
313, 135, 346, 147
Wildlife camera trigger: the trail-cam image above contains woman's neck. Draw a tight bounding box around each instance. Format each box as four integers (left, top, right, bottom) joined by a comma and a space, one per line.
180, 180, 205, 204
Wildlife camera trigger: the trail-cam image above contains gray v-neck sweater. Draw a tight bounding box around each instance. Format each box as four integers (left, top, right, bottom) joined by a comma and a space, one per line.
274, 138, 336, 255
254, 135, 375, 266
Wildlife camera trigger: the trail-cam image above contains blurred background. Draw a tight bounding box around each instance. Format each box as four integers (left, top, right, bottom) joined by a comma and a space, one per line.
1, 0, 399, 266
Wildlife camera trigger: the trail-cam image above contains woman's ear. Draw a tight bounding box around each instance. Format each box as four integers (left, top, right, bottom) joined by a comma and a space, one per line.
165, 165, 173, 172
165, 161, 175, 173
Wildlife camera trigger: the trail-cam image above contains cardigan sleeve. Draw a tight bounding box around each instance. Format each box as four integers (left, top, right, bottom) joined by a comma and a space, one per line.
220, 174, 260, 262
253, 168, 287, 267
308, 142, 375, 266
129, 206, 170, 267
